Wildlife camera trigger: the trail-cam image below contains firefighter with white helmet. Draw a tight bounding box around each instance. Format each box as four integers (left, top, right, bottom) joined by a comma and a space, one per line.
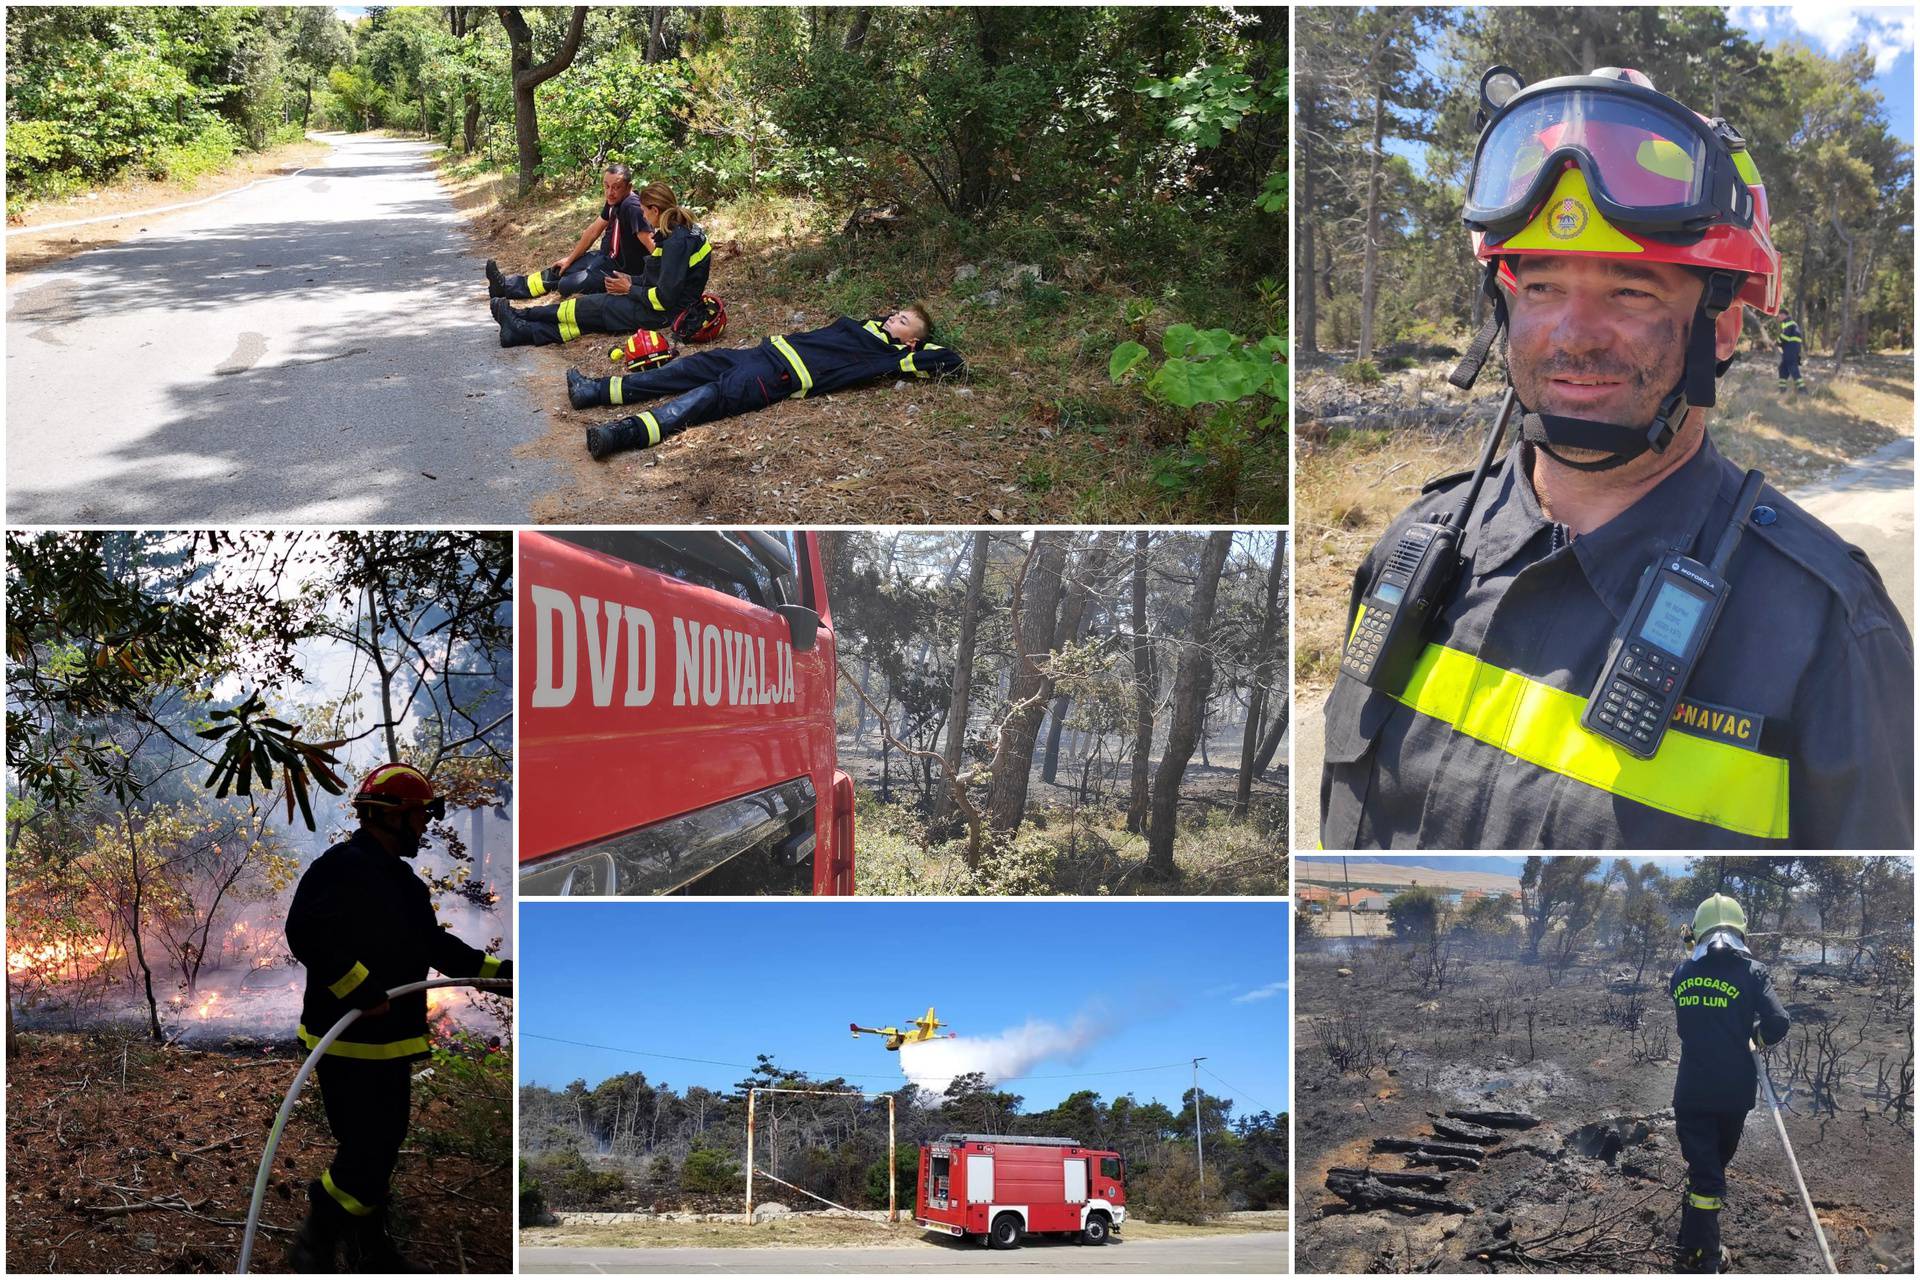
284, 763, 512, 1272
1669, 893, 1790, 1272
1320, 64, 1913, 849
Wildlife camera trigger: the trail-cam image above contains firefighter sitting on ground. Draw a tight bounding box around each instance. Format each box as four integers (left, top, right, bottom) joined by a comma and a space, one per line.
1777, 315, 1804, 393
285, 763, 513, 1272
1669, 893, 1790, 1274
486, 162, 652, 302
567, 306, 964, 459
491, 181, 718, 348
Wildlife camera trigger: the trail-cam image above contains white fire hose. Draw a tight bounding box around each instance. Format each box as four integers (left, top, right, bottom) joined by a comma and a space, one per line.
1753, 1047, 1837, 1274
236, 977, 512, 1274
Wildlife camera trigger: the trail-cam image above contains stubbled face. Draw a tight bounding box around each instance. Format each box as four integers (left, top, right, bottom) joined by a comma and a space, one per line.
883, 309, 927, 343
604, 173, 631, 206
1507, 255, 1704, 438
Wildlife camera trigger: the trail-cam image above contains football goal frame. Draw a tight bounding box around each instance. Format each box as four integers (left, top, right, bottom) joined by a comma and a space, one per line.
743, 1086, 899, 1225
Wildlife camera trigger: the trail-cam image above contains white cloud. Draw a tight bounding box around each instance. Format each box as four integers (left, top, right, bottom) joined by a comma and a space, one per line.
1232, 980, 1289, 1004
1734, 5, 1916, 75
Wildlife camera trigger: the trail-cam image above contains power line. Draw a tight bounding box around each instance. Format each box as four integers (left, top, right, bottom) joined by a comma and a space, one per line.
523, 1033, 1192, 1087
1200, 1064, 1280, 1115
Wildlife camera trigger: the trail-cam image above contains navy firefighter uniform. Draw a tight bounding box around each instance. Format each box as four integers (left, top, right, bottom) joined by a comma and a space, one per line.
284, 824, 509, 1247
492, 221, 713, 347
492, 188, 652, 300
567, 315, 966, 458
1777, 319, 1804, 391
1668, 895, 1791, 1273
1319, 432, 1914, 849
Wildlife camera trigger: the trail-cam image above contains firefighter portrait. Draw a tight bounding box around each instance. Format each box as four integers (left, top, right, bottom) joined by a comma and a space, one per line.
284, 762, 513, 1272
485, 162, 653, 301
1319, 66, 1914, 850
567, 305, 965, 459
1668, 894, 1791, 1273
490, 180, 723, 348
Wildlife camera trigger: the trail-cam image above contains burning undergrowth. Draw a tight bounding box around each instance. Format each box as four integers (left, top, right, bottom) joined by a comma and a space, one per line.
1297, 936, 1913, 1274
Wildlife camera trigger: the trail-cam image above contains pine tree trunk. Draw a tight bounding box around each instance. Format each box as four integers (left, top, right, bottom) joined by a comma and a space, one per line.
1127, 532, 1154, 833
1234, 544, 1286, 818
1145, 533, 1233, 879
933, 536, 989, 830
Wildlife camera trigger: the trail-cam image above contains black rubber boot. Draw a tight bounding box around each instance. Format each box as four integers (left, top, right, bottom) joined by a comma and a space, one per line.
567, 368, 606, 410
491, 297, 544, 348
287, 1178, 346, 1273
343, 1211, 423, 1274
485, 258, 506, 297
585, 384, 720, 460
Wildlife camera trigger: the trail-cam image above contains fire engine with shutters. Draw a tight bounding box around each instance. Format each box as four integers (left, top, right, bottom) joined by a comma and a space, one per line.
916, 1134, 1127, 1248
518, 531, 854, 895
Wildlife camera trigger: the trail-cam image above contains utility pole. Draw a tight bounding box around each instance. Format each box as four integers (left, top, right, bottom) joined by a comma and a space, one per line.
1343, 855, 1356, 938
1191, 1056, 1207, 1207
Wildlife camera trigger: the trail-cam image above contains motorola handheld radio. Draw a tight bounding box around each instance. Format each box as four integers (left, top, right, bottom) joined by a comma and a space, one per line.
1342, 388, 1519, 692
1581, 469, 1766, 758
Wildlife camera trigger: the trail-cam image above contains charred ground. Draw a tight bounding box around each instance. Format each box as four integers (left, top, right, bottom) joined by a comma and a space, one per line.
1295, 937, 1913, 1274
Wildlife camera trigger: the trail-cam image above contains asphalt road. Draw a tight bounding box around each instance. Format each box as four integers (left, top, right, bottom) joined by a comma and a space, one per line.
520, 1232, 1288, 1273
6, 132, 556, 524
1291, 435, 1916, 852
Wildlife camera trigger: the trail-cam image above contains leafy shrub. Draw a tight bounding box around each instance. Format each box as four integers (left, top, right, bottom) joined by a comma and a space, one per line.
519, 1158, 551, 1222
1338, 359, 1382, 385
1129, 1146, 1223, 1223
681, 1148, 743, 1195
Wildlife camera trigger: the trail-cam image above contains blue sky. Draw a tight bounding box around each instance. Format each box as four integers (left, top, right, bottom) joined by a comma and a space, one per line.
519, 901, 1289, 1119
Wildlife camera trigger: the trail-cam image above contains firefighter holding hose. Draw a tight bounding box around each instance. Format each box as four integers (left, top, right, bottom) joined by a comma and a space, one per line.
1669, 893, 1790, 1273
284, 763, 513, 1272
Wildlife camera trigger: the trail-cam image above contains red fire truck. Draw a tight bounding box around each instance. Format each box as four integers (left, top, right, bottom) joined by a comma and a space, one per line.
915, 1134, 1127, 1248
518, 531, 854, 895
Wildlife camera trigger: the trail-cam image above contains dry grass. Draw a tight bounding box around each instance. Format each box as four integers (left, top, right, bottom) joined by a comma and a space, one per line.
1295, 352, 1915, 695
5, 137, 333, 274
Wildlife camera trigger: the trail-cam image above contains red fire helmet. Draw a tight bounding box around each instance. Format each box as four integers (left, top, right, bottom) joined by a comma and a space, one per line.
610, 326, 674, 370
353, 763, 446, 820
685, 293, 728, 343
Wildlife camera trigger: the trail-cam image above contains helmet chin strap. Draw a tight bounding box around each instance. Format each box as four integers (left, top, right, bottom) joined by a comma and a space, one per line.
1450, 263, 1740, 473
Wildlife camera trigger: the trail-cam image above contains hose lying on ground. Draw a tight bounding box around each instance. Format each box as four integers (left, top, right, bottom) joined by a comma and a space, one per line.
236, 977, 512, 1274
1753, 1047, 1837, 1274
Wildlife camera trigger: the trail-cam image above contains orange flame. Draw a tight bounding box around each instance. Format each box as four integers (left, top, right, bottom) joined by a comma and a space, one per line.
7, 936, 123, 978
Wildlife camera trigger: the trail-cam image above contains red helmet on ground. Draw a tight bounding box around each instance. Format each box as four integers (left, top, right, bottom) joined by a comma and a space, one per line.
677, 293, 728, 344
353, 763, 445, 820
609, 327, 674, 370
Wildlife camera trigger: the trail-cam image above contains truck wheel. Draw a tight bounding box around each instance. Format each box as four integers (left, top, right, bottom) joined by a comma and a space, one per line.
989, 1213, 1023, 1250
1080, 1214, 1110, 1246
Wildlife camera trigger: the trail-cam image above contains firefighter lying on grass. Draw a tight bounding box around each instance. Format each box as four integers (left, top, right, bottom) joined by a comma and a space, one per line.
567, 306, 965, 459
489, 180, 722, 348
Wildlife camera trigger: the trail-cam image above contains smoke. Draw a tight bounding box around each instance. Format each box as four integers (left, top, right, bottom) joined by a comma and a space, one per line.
898, 1013, 1108, 1096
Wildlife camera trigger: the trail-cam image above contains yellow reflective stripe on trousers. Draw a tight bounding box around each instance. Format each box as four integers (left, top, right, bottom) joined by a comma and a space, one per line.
1393, 644, 1789, 840
640, 412, 662, 446
557, 298, 580, 342
769, 335, 814, 398
327, 960, 370, 999
648, 286, 662, 310
688, 239, 711, 268
479, 955, 504, 979
1688, 1191, 1723, 1211
609, 376, 624, 407
297, 1023, 431, 1060
527, 270, 547, 298
323, 1169, 377, 1216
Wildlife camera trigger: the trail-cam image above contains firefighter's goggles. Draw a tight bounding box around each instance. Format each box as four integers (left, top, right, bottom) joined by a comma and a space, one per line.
1465, 74, 1755, 243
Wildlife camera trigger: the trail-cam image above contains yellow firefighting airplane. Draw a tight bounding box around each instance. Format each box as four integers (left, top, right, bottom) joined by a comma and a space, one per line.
850, 1007, 954, 1051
